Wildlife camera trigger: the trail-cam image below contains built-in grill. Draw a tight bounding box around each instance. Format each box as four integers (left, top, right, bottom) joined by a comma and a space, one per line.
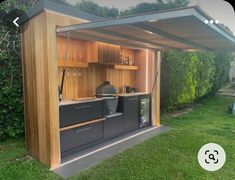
96, 81, 118, 115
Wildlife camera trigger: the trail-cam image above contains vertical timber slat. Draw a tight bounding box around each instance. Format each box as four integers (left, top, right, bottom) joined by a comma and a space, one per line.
152, 51, 161, 127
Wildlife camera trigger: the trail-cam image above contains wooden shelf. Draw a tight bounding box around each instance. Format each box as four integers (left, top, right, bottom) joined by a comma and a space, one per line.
114, 64, 138, 71
58, 60, 88, 68
88, 62, 138, 71
60, 118, 105, 132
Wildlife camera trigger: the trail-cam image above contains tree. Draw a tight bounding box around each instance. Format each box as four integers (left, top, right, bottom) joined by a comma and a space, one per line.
120, 0, 189, 16
76, 0, 119, 18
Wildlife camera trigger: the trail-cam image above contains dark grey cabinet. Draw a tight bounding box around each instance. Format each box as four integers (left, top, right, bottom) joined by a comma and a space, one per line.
60, 121, 103, 153
59, 100, 103, 128
118, 96, 139, 133
104, 113, 124, 140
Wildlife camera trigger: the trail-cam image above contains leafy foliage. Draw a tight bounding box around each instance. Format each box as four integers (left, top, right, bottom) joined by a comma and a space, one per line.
120, 0, 189, 16
0, 26, 23, 141
161, 51, 232, 111
76, 0, 119, 18
0, 0, 35, 141
211, 52, 233, 94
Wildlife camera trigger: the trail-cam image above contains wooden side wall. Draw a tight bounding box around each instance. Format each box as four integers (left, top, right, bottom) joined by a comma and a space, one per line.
134, 50, 154, 93
152, 51, 161, 127
21, 10, 88, 168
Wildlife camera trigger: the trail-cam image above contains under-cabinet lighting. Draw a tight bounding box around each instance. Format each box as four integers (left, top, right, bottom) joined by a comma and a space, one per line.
148, 19, 158, 23
143, 43, 151, 46
144, 30, 154, 34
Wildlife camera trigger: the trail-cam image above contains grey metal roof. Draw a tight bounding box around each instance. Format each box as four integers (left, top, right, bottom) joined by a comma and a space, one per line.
57, 6, 235, 51
19, 0, 102, 25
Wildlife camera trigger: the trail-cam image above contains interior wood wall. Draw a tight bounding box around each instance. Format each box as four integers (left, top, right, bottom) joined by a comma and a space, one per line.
57, 38, 138, 100
58, 65, 136, 99
21, 10, 89, 168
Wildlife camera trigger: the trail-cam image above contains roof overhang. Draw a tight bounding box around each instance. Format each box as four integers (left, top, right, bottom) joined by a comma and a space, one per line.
19, 0, 102, 25
56, 6, 235, 51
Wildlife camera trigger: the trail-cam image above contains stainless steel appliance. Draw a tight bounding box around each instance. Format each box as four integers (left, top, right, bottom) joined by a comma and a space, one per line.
139, 94, 151, 128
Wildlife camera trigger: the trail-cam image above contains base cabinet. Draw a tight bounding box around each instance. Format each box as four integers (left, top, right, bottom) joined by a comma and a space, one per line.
60, 121, 103, 153
118, 96, 139, 133
104, 113, 124, 140
59, 100, 103, 128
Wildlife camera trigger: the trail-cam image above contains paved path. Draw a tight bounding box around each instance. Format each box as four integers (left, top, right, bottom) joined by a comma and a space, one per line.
53, 125, 170, 179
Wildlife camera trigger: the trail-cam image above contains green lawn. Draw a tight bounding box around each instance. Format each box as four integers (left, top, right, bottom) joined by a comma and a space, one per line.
0, 96, 235, 180
0, 140, 61, 180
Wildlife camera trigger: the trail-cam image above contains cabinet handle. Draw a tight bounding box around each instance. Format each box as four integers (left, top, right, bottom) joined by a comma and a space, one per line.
128, 98, 138, 101
74, 127, 92, 133
74, 105, 91, 110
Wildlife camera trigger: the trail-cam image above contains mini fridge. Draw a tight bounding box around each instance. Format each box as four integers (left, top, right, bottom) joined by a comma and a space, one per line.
139, 94, 151, 128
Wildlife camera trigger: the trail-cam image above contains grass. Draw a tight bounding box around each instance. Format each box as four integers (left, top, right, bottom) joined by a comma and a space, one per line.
0, 140, 61, 180
71, 96, 235, 180
0, 96, 235, 179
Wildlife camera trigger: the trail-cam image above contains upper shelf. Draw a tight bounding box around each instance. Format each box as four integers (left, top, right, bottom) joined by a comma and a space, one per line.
114, 64, 138, 71
58, 60, 88, 68
89, 62, 138, 71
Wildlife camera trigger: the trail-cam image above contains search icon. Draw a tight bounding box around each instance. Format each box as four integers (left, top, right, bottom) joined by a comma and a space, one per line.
209, 154, 215, 161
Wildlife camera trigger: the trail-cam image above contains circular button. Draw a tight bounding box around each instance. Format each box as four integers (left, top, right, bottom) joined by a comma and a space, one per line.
198, 143, 226, 171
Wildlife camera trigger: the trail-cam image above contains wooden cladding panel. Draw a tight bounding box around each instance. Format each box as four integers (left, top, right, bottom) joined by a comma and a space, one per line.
58, 68, 88, 100
106, 69, 135, 93
57, 36, 88, 63
152, 51, 161, 127
120, 47, 135, 63
57, 40, 137, 99
22, 12, 52, 166
86, 41, 98, 62
21, 10, 88, 168
22, 19, 39, 159
134, 50, 154, 93
98, 42, 120, 63
59, 64, 135, 100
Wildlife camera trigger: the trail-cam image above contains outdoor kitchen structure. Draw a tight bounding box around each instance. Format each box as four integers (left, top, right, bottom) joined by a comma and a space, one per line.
20, 0, 235, 169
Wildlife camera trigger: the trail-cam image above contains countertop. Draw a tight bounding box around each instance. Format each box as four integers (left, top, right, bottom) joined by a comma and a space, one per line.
117, 92, 150, 97
59, 97, 103, 106
59, 92, 150, 106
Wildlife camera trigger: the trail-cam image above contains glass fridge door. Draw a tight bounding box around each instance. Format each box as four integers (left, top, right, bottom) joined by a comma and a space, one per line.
140, 98, 150, 127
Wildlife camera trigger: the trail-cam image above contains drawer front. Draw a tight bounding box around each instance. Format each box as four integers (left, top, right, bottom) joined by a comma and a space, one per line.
104, 113, 124, 139
59, 100, 103, 128
85, 101, 103, 121
59, 104, 85, 128
60, 121, 103, 153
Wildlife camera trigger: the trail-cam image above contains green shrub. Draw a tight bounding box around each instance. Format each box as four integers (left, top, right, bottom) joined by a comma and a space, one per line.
195, 52, 215, 98
211, 52, 233, 94
161, 52, 196, 111
161, 51, 232, 112
0, 26, 24, 141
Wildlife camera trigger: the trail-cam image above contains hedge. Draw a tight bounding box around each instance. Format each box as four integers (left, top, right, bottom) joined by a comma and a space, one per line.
161, 51, 233, 111
0, 26, 24, 141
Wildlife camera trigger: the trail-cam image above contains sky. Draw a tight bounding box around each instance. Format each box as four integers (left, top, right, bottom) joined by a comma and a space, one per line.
66, 0, 235, 34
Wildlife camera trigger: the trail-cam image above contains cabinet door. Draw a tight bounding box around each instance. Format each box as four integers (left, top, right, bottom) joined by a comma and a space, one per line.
98, 43, 120, 63
60, 121, 103, 153
124, 96, 139, 132
104, 113, 124, 140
